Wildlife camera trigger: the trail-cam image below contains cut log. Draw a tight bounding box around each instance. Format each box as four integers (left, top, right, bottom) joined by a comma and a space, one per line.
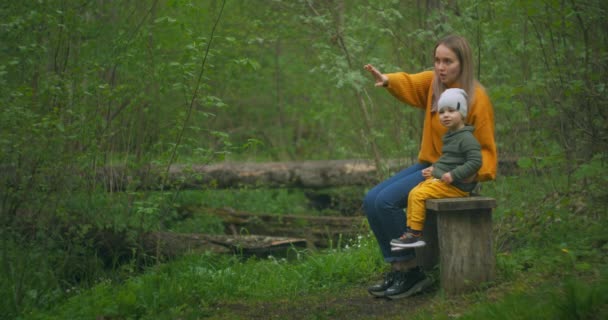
418, 197, 497, 294
199, 207, 368, 248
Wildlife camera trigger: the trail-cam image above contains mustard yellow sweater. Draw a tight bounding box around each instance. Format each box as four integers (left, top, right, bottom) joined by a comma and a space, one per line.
386, 71, 497, 181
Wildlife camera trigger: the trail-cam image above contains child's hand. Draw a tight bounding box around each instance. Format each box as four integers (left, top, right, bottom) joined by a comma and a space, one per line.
422, 166, 434, 178
364, 64, 389, 87
441, 172, 453, 184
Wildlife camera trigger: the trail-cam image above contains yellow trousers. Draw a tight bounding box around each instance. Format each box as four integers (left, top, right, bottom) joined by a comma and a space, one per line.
407, 178, 469, 231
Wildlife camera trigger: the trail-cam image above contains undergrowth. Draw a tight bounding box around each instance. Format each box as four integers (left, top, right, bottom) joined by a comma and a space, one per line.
4, 171, 607, 319
24, 234, 383, 320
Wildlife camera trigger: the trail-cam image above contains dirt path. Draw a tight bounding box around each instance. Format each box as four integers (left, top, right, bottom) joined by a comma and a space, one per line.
211, 284, 439, 320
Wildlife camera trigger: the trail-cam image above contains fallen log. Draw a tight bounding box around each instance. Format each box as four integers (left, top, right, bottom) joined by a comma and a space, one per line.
97, 158, 518, 191
138, 233, 308, 259
197, 207, 368, 248
97, 159, 415, 191
91, 208, 367, 263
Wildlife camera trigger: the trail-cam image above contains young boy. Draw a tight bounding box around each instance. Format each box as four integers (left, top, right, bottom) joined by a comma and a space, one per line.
391, 88, 482, 249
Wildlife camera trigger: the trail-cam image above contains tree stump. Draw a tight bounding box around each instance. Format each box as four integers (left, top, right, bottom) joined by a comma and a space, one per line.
418, 197, 496, 294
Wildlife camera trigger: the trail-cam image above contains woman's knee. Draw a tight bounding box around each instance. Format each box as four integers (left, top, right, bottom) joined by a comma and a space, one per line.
376, 194, 401, 212
363, 189, 378, 216
364, 190, 398, 217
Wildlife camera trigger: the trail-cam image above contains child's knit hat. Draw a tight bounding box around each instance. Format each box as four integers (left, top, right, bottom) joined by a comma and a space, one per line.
438, 88, 468, 118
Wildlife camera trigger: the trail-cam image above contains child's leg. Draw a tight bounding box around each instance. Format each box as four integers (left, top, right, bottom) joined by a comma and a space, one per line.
405, 182, 424, 231
392, 180, 468, 250
408, 179, 468, 231
391, 182, 433, 250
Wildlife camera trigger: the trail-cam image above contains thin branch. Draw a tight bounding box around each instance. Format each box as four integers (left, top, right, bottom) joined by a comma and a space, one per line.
103, 1, 159, 131
306, 0, 321, 16
164, 0, 227, 179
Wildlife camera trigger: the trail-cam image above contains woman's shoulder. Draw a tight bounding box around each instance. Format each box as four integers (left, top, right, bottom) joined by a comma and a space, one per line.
472, 82, 492, 106
473, 81, 490, 96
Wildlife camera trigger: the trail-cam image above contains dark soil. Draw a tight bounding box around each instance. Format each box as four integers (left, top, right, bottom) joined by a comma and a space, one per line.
209, 283, 440, 320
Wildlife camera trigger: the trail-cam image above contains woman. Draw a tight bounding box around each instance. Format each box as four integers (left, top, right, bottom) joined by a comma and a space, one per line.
363, 35, 497, 299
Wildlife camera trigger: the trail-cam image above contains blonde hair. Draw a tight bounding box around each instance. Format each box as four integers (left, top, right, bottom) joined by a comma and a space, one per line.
431, 35, 476, 110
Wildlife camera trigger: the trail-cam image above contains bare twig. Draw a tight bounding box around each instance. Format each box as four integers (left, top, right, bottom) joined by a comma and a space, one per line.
164, 0, 227, 181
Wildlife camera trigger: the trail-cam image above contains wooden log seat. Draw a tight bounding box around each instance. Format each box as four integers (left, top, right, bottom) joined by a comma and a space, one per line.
416, 196, 497, 294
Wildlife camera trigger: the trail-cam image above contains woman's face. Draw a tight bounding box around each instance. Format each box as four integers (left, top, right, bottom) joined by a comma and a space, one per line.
434, 44, 461, 86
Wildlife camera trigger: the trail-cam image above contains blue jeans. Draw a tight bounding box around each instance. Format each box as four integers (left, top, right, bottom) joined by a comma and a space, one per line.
363, 162, 430, 263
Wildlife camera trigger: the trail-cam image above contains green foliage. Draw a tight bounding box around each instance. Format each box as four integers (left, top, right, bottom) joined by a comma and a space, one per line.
169, 213, 224, 234
557, 275, 608, 320
1, 0, 606, 167
1, 237, 64, 318
175, 188, 311, 215
27, 234, 383, 320
1, 0, 607, 318
453, 273, 608, 320
11, 170, 605, 319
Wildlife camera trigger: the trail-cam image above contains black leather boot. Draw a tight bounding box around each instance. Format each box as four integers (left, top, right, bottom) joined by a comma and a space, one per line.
385, 267, 432, 299
367, 271, 400, 297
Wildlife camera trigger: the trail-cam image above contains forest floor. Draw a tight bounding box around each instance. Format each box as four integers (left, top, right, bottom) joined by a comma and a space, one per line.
211, 288, 433, 320
207, 278, 468, 320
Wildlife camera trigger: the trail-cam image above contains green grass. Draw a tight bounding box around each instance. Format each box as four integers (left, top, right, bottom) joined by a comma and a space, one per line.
5, 172, 608, 319
19, 201, 608, 319
438, 270, 608, 320
173, 188, 312, 215
20, 218, 608, 320
24, 234, 384, 320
